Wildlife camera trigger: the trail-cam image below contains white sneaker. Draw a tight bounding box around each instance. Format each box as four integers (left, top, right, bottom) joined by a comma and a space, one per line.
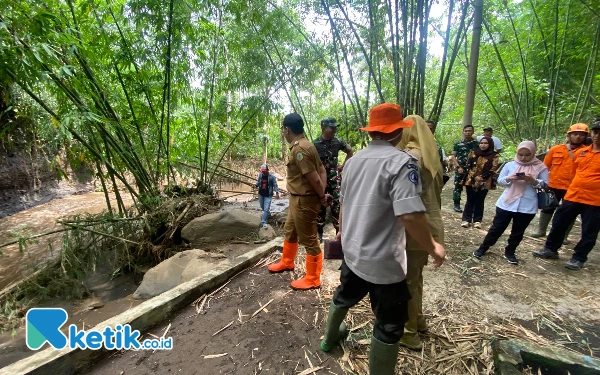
461, 221, 470, 228
474, 222, 482, 229
262, 224, 268, 229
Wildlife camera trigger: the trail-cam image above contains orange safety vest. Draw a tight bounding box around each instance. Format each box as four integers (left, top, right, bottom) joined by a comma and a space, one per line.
564, 145, 600, 207
543, 144, 578, 190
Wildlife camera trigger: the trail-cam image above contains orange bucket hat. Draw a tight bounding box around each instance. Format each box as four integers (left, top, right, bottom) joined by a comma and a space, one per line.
360, 103, 414, 133
567, 123, 589, 134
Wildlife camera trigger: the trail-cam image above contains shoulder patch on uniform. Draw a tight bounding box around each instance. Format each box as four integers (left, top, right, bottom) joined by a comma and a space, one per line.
406, 163, 418, 170
408, 170, 419, 184
297, 152, 304, 161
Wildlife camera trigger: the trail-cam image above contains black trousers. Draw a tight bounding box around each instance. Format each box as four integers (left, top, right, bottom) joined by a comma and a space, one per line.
477, 207, 536, 256
545, 200, 600, 262
462, 186, 489, 223
541, 188, 567, 215
333, 261, 410, 344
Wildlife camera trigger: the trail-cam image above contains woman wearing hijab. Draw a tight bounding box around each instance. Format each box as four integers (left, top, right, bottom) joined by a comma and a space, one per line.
460, 136, 500, 228
473, 141, 548, 264
396, 115, 445, 350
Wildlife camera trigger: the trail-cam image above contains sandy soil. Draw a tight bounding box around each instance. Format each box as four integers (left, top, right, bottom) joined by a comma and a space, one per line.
88, 253, 344, 375
0, 239, 272, 369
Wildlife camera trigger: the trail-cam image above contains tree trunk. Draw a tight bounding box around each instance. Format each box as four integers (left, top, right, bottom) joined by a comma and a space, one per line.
281, 122, 287, 161
463, 0, 483, 127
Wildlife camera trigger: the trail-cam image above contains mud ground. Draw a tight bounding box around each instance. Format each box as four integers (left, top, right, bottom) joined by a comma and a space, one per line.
89, 254, 344, 375
85, 183, 600, 374
1, 172, 598, 374
0, 239, 274, 369
434, 184, 600, 354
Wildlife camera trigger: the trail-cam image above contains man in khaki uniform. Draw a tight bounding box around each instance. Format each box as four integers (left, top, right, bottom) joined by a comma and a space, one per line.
268, 113, 330, 290
398, 115, 445, 350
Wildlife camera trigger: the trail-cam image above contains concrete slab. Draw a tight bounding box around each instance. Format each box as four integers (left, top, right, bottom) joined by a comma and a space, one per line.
494, 339, 600, 375
0, 237, 282, 375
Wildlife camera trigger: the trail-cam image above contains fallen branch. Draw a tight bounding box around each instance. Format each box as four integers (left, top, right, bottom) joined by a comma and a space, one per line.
212, 321, 234, 336
250, 299, 274, 319
204, 353, 228, 359
297, 365, 324, 375
0, 228, 70, 249
60, 223, 140, 245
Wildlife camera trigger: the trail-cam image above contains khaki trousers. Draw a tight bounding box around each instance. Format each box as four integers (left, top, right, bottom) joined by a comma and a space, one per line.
404, 250, 429, 335
284, 195, 322, 256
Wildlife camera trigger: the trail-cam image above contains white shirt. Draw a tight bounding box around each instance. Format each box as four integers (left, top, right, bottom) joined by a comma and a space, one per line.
495, 161, 549, 214
340, 140, 426, 284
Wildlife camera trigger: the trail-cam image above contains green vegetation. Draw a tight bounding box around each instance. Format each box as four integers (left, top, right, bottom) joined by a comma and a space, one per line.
1, 0, 598, 185
0, 0, 598, 329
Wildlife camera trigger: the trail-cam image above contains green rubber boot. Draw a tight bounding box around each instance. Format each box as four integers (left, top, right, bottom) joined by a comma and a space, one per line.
531, 212, 552, 238
399, 331, 422, 350
368, 336, 400, 375
320, 301, 349, 352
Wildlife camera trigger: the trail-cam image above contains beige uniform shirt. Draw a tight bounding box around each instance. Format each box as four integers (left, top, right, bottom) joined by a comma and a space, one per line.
286, 137, 323, 195
405, 148, 445, 249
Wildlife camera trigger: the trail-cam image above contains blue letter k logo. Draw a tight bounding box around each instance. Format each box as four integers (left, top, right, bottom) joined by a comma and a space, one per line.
26, 308, 68, 350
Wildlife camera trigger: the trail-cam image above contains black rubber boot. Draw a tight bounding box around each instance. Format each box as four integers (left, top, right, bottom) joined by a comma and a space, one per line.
453, 201, 463, 213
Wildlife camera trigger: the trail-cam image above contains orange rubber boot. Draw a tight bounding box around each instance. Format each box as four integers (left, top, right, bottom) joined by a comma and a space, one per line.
268, 240, 298, 273
290, 253, 323, 290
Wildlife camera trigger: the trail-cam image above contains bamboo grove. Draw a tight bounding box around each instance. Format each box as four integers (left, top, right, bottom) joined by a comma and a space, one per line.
1, 0, 599, 209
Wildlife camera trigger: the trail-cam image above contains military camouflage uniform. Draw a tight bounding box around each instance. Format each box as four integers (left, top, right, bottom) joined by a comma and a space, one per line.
313, 136, 350, 237
451, 139, 478, 203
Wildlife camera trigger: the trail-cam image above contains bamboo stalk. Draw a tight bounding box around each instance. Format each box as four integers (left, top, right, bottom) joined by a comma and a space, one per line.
333, 0, 385, 102
217, 189, 254, 194
61, 223, 140, 245
322, 0, 366, 127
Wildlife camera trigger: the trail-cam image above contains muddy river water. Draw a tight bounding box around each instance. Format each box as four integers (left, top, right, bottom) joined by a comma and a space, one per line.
0, 192, 134, 291
0, 180, 288, 293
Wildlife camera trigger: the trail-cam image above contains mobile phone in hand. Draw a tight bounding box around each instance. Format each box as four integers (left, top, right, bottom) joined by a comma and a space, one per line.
516, 172, 525, 177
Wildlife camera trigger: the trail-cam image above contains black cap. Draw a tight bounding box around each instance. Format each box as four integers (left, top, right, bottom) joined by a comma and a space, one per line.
592, 120, 600, 130
483, 127, 493, 132
283, 113, 304, 134
321, 117, 338, 127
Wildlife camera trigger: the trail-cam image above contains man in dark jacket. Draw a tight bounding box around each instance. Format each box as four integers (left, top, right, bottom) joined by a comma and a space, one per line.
255, 164, 279, 229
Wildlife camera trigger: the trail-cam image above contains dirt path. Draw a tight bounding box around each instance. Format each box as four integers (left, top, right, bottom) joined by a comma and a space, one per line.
0, 239, 275, 369
89, 253, 344, 375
